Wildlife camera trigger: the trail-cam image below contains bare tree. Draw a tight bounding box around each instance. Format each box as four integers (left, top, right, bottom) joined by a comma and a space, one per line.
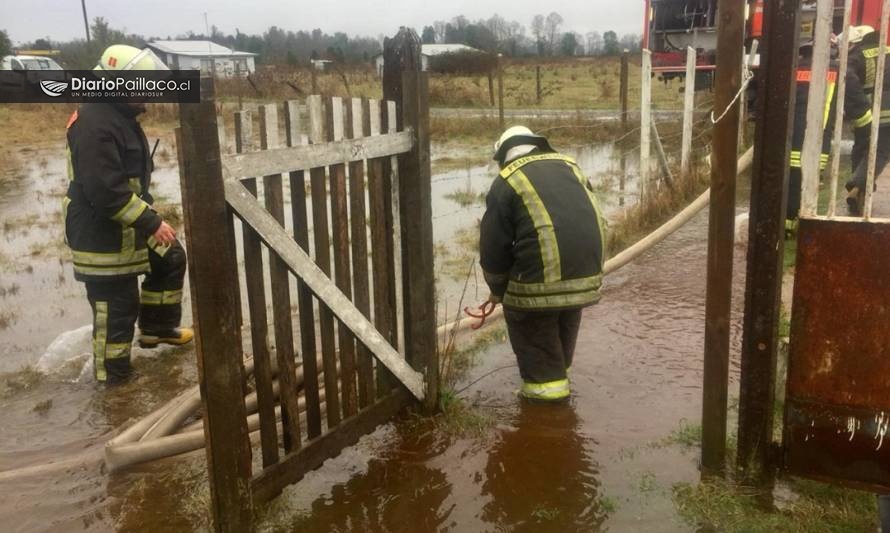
586, 31, 603, 56
531, 14, 545, 56
544, 12, 563, 55
433, 21, 447, 44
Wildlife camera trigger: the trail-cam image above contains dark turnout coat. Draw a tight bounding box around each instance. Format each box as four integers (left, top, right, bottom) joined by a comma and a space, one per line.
64, 103, 162, 281
480, 151, 606, 311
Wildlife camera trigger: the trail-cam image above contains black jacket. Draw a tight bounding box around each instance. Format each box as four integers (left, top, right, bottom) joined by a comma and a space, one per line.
480, 150, 605, 311
790, 56, 838, 169
64, 103, 162, 281
846, 33, 890, 128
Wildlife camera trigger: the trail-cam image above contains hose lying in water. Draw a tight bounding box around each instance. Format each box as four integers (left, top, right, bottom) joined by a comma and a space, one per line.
1, 148, 755, 481
437, 146, 754, 338
104, 356, 333, 471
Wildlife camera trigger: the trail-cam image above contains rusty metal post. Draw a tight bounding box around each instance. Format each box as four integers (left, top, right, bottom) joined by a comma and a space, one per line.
701, 0, 746, 479
737, 0, 802, 491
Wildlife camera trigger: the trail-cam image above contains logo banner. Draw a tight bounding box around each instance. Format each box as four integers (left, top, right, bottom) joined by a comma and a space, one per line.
0, 70, 201, 103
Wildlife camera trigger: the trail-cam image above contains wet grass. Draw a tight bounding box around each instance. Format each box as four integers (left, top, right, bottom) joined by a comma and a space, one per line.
444, 186, 485, 208
0, 310, 17, 332
431, 114, 628, 151
673, 477, 878, 533
606, 161, 711, 257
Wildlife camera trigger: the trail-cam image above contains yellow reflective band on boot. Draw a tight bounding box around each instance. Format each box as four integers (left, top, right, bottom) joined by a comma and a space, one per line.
94, 301, 108, 382
505, 169, 561, 282
111, 193, 149, 226
141, 289, 183, 306
520, 379, 570, 401
790, 150, 802, 168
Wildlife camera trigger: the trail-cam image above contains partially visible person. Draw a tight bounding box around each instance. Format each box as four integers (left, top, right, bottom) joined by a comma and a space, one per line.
843, 25, 890, 215
786, 42, 838, 233
64, 44, 193, 384
480, 126, 605, 403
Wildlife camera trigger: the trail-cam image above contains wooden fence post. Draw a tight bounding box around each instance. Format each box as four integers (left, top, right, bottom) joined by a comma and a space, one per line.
488, 69, 495, 107
497, 54, 505, 131
620, 50, 629, 131
536, 65, 542, 105
178, 77, 253, 531
384, 28, 438, 412
800, 0, 833, 216
640, 49, 652, 201
681, 46, 696, 178
702, 0, 746, 479
736, 0, 800, 493
828, 0, 854, 218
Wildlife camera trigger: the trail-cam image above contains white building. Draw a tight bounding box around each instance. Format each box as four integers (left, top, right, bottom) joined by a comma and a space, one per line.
374, 44, 481, 75
147, 40, 257, 78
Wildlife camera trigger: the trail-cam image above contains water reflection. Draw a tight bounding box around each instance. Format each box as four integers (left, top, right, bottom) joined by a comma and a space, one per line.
482, 402, 606, 532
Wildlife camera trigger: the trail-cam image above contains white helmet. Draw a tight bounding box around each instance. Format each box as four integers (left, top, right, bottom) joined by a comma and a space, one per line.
841, 25, 875, 45
493, 126, 554, 165
95, 44, 170, 71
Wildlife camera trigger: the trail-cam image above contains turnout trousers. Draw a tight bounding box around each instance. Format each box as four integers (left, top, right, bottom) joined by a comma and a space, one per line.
503, 308, 583, 402
84, 240, 187, 383
850, 125, 890, 191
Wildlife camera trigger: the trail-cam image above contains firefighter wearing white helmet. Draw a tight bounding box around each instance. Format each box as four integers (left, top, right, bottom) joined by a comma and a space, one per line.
63, 44, 192, 384
481, 126, 605, 402
842, 24, 890, 214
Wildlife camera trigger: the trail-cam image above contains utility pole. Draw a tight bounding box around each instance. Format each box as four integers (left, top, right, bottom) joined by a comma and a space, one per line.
701, 0, 746, 479
737, 0, 801, 494
81, 0, 91, 43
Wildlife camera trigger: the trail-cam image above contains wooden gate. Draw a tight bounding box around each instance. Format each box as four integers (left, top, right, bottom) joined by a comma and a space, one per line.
175, 32, 436, 531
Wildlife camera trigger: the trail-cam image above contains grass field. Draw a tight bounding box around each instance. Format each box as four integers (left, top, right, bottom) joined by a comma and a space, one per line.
213, 56, 693, 111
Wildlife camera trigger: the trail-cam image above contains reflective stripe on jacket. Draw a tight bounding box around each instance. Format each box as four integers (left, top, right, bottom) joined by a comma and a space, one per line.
64, 103, 162, 281
480, 152, 605, 311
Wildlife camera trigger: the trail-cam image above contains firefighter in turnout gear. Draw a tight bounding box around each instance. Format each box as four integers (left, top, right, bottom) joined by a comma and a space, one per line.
480, 127, 605, 402
64, 44, 193, 384
844, 25, 890, 214
787, 44, 838, 232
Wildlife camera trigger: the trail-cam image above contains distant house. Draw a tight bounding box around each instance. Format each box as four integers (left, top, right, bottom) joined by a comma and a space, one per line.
147, 40, 257, 78
373, 44, 481, 75
311, 59, 334, 71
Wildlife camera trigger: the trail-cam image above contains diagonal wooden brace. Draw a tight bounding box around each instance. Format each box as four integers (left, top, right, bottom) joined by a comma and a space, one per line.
224, 178, 426, 401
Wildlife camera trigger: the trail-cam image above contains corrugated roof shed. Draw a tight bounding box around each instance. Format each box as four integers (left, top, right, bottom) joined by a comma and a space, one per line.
148, 40, 257, 57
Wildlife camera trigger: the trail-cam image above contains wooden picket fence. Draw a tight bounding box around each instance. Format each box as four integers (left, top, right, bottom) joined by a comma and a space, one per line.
175, 31, 436, 531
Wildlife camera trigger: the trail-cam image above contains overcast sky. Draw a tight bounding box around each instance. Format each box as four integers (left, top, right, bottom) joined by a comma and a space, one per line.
6, 0, 644, 45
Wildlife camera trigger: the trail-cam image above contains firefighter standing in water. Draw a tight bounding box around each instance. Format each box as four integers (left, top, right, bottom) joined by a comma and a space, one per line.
64, 45, 193, 384
843, 25, 890, 214
480, 127, 605, 403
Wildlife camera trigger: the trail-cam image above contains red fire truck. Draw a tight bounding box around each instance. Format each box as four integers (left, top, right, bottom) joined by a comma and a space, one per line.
643, 0, 889, 77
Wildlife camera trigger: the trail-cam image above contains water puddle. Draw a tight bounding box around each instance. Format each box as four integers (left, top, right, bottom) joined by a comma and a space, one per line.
0, 139, 732, 532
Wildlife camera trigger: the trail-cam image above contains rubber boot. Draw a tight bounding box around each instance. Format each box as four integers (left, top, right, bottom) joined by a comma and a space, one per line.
138, 327, 194, 348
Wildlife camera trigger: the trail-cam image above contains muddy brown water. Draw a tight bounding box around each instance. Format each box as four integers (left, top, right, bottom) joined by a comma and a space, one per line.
0, 141, 744, 532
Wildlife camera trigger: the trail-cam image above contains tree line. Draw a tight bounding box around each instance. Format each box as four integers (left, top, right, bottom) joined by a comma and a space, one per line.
0, 12, 641, 69
422, 13, 641, 57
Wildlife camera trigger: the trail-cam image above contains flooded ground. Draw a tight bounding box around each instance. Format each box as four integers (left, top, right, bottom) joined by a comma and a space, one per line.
0, 135, 742, 532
